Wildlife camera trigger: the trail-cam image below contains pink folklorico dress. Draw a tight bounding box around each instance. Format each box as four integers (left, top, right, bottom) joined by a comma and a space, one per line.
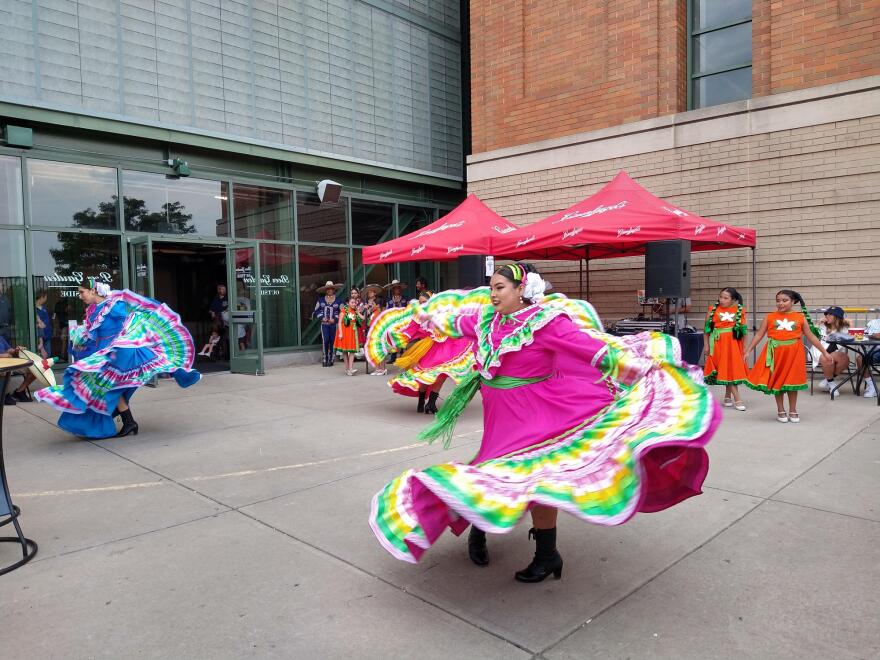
367, 288, 721, 563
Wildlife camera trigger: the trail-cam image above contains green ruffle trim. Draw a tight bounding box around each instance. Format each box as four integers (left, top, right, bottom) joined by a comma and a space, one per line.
745, 382, 808, 395
705, 369, 748, 386
336, 348, 360, 353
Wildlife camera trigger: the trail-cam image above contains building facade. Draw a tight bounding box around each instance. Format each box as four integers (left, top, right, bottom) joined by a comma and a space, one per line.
467, 0, 880, 324
0, 0, 465, 370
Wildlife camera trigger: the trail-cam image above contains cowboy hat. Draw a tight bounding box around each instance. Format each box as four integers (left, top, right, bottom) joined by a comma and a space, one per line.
362, 283, 384, 298
383, 279, 408, 291
18, 348, 57, 388
316, 280, 344, 294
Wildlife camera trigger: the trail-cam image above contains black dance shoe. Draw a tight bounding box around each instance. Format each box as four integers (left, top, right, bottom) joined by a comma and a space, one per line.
116, 409, 139, 437
424, 391, 439, 414
514, 527, 563, 583
417, 391, 426, 413
468, 526, 489, 566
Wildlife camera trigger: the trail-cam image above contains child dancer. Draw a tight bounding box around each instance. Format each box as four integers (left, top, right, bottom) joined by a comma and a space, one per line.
703, 287, 749, 410
744, 289, 831, 423
336, 294, 364, 376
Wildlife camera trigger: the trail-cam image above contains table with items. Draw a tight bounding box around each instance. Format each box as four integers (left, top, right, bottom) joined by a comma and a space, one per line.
829, 338, 880, 405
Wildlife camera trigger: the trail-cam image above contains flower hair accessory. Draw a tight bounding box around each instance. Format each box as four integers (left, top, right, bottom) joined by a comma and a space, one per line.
523, 272, 547, 301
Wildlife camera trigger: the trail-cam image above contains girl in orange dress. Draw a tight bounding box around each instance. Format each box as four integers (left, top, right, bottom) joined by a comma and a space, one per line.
744, 289, 831, 423
703, 287, 749, 411
336, 295, 364, 376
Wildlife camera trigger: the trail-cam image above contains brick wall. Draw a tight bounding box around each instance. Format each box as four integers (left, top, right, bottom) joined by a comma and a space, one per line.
471, 0, 880, 154
469, 114, 880, 325
753, 0, 880, 97
470, 0, 687, 154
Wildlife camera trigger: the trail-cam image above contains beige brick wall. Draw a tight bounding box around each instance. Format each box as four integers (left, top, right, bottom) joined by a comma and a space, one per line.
469, 114, 880, 327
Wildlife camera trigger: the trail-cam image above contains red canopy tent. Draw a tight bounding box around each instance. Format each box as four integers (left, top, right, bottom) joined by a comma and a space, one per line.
494, 171, 758, 305
362, 193, 521, 264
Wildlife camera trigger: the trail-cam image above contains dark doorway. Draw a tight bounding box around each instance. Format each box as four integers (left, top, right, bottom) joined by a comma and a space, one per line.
151, 242, 229, 373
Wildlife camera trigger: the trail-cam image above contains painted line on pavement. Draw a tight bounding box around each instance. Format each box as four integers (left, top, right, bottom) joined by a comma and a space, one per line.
13, 429, 482, 496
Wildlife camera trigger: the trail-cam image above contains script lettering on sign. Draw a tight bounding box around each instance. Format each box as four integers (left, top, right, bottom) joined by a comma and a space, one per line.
42, 270, 114, 297
617, 226, 640, 237
446, 245, 464, 254
694, 223, 706, 236
492, 225, 516, 234
515, 235, 536, 247
562, 227, 583, 240
662, 206, 688, 217
716, 226, 727, 236
410, 220, 465, 239
379, 249, 393, 260
411, 245, 426, 256
553, 200, 628, 224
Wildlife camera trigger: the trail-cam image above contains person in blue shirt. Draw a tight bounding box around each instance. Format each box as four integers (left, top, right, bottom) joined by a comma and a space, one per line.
35, 289, 53, 358
312, 281, 342, 367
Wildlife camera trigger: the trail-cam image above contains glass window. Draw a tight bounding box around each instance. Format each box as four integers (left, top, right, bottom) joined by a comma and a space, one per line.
0, 230, 28, 347
29, 160, 118, 229
252, 243, 297, 348
296, 191, 347, 244
123, 170, 229, 236
233, 184, 293, 241
298, 245, 348, 341
693, 23, 752, 75
693, 0, 751, 31
0, 156, 23, 225
30, 231, 121, 363
351, 199, 393, 246
694, 67, 753, 108
352, 248, 391, 290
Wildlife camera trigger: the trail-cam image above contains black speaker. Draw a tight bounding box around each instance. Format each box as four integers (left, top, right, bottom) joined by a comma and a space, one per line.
645, 240, 690, 299
457, 255, 487, 288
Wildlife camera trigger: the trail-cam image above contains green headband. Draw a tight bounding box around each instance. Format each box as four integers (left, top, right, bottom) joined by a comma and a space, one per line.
86, 276, 98, 290
506, 264, 524, 282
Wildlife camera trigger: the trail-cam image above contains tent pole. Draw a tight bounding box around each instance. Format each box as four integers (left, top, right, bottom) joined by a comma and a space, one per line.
579, 258, 584, 300
751, 247, 758, 363
585, 247, 591, 301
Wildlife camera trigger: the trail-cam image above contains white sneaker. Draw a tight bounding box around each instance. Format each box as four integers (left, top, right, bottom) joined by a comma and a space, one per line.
817, 379, 830, 391
863, 383, 877, 398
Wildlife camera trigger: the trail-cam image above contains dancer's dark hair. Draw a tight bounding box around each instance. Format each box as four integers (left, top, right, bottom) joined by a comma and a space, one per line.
494, 262, 540, 303
705, 287, 747, 339
776, 289, 821, 338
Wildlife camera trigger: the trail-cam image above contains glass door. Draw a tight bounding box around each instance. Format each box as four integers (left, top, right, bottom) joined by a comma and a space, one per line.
128, 235, 154, 298
227, 242, 264, 375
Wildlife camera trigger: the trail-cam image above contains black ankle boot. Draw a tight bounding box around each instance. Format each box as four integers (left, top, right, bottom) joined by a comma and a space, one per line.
116, 409, 139, 437
515, 527, 563, 583
468, 526, 489, 566
424, 391, 439, 414
417, 391, 426, 413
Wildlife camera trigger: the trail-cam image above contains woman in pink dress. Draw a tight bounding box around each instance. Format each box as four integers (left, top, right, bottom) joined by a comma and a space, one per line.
367, 263, 721, 583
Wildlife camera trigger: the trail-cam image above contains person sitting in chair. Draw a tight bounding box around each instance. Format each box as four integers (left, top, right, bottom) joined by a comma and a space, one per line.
0, 335, 38, 405
857, 317, 880, 398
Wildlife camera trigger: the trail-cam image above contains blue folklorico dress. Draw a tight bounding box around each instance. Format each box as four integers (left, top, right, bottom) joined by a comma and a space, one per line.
35, 290, 200, 438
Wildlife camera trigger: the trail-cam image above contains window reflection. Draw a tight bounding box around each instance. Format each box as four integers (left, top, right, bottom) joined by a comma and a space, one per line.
693, 0, 751, 31
29, 160, 118, 229
30, 231, 121, 362
351, 199, 393, 246
398, 205, 436, 294
234, 184, 293, 241
693, 23, 752, 75
0, 230, 28, 347
298, 245, 348, 343
695, 67, 752, 107
296, 191, 347, 244
0, 156, 23, 226
123, 170, 229, 236
251, 243, 297, 348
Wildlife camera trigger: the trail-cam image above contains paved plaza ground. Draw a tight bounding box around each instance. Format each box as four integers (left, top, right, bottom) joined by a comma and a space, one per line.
1, 363, 878, 659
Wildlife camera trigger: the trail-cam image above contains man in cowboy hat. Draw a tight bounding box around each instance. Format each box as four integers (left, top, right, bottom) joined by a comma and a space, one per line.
384, 280, 408, 309
313, 280, 343, 367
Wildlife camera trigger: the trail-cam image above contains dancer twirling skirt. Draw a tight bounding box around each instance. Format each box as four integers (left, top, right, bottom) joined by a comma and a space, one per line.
367, 263, 721, 582
367, 304, 475, 414
35, 279, 200, 438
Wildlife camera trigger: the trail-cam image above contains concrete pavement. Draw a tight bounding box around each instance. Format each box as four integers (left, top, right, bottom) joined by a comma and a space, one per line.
1, 365, 878, 659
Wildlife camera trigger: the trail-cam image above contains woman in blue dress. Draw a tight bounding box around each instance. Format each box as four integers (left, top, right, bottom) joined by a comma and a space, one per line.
35, 279, 200, 439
